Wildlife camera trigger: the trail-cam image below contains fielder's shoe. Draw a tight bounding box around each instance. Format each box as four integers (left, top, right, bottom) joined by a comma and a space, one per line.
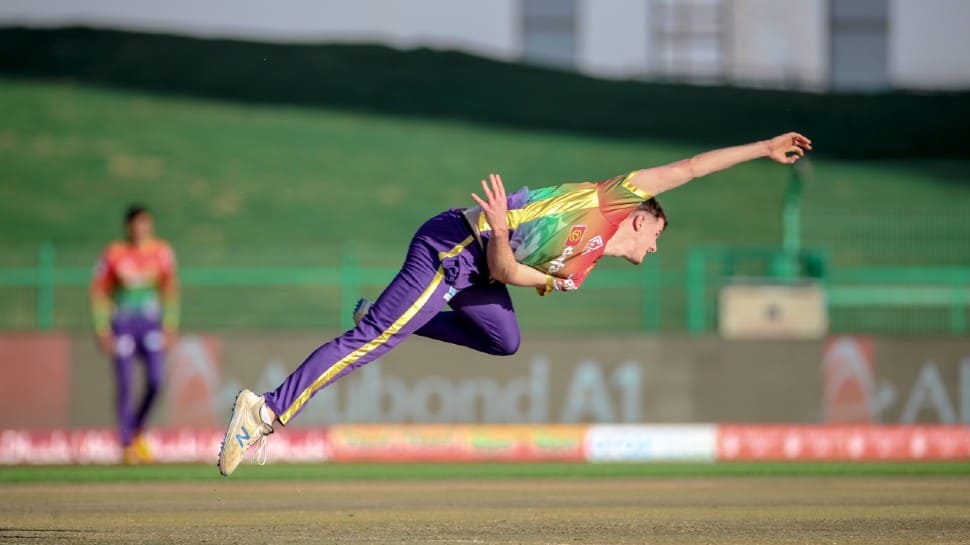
131, 433, 154, 463
122, 444, 141, 466
353, 298, 373, 325
218, 389, 274, 476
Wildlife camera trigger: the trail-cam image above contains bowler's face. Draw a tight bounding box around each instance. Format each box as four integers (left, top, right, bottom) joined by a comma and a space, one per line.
626, 215, 664, 265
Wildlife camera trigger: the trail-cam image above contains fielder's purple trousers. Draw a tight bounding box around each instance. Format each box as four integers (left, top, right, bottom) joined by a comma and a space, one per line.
111, 311, 165, 446
264, 209, 520, 425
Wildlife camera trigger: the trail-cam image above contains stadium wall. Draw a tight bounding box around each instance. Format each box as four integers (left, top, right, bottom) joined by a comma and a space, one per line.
1, 0, 968, 90
2, 333, 968, 430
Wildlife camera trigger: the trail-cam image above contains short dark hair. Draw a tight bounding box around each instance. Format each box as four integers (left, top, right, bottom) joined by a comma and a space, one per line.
124, 204, 150, 225
637, 198, 668, 232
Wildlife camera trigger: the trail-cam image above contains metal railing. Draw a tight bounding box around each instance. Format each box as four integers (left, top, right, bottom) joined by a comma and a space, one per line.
3, 241, 968, 336
0, 242, 667, 333
685, 246, 970, 336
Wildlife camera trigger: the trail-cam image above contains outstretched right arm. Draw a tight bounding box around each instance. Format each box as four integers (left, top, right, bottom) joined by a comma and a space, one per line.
626, 132, 812, 197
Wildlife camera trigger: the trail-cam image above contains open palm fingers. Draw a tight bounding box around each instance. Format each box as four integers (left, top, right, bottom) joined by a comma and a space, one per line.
488, 173, 506, 202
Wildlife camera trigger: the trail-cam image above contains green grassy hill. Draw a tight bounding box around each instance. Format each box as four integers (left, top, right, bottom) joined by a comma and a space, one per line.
3, 27, 969, 160
1, 78, 800, 250
1, 79, 968, 332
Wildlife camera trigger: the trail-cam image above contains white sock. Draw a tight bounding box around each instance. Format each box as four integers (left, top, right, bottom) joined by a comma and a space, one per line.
259, 403, 274, 427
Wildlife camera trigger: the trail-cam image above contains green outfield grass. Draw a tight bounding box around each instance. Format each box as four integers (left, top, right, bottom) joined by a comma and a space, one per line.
4, 462, 970, 483
2, 78, 969, 331
0, 78, 792, 251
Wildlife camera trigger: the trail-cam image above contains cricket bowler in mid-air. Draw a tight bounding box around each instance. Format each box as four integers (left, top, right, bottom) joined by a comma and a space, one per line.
218, 132, 812, 475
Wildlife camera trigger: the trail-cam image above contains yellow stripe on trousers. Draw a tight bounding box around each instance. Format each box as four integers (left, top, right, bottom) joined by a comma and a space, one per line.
278, 236, 473, 425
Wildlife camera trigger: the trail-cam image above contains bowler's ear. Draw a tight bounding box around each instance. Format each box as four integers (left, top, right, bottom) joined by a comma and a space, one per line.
631, 211, 645, 232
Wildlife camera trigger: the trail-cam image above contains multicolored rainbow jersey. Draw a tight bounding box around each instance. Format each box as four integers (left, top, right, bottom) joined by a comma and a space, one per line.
471, 171, 650, 294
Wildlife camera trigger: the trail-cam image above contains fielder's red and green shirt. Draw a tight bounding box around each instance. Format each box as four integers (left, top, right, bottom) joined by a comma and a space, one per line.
90, 239, 179, 333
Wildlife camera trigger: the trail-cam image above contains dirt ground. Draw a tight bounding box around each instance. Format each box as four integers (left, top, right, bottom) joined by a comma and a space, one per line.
1, 477, 968, 544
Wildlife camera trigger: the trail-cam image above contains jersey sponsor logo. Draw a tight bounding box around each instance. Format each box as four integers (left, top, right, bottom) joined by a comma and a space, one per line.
582, 235, 604, 256
554, 274, 578, 292
443, 286, 457, 302
565, 225, 587, 247
548, 246, 574, 274
549, 225, 586, 273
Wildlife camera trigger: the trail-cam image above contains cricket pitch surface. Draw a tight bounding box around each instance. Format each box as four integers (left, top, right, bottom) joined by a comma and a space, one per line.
2, 469, 968, 544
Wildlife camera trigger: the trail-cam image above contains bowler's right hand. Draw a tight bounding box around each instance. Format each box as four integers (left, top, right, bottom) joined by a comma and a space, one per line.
766, 132, 812, 164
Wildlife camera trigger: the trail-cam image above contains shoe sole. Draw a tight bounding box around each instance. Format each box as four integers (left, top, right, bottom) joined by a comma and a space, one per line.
353, 299, 371, 325
217, 389, 246, 477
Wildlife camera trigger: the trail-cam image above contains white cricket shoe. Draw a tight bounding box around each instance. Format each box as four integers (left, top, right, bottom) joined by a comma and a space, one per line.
218, 389, 274, 476
353, 298, 373, 325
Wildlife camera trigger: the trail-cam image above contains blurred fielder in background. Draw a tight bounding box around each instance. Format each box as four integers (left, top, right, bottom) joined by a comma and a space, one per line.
219, 132, 812, 475
90, 205, 180, 465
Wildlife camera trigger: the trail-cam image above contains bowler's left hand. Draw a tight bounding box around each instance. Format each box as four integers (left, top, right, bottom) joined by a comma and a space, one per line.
471, 173, 509, 233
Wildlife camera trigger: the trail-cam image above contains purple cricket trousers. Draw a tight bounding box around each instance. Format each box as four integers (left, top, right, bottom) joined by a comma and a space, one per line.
264, 209, 521, 425
111, 311, 166, 446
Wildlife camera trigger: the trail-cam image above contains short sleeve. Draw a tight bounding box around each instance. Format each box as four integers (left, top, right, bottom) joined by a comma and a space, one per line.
91, 247, 116, 289
597, 172, 651, 225
92, 254, 111, 285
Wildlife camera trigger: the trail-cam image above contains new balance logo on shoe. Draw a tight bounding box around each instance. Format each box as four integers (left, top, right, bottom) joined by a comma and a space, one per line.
236, 426, 250, 448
